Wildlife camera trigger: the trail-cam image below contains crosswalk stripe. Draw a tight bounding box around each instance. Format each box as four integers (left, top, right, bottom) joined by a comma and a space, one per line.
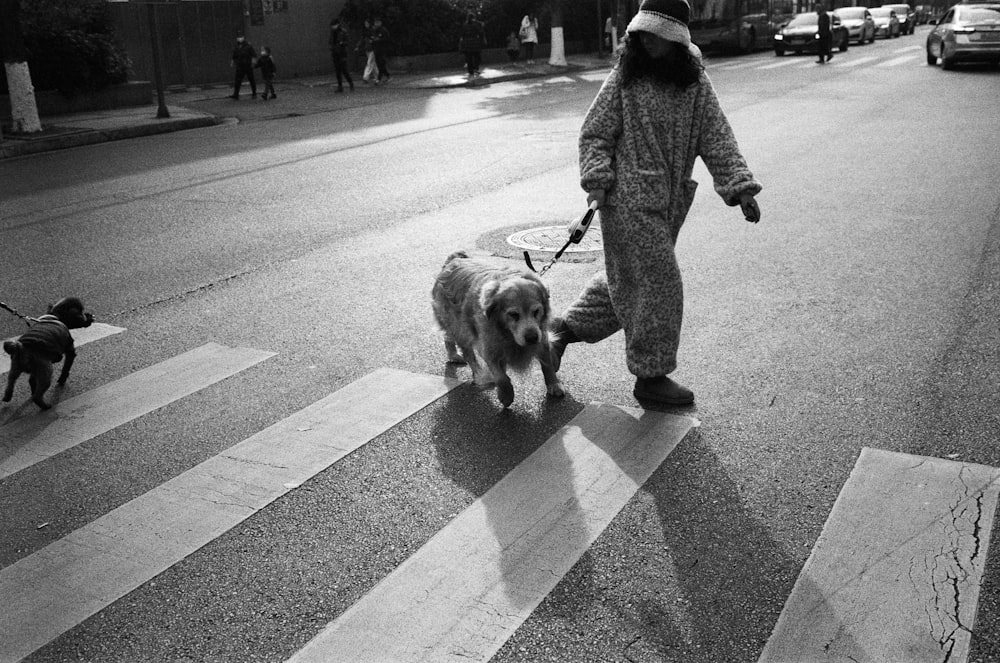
0, 342, 275, 479
878, 54, 918, 66
0, 368, 461, 663
757, 59, 801, 70
0, 322, 125, 375
834, 54, 880, 67
758, 447, 1000, 663
287, 403, 698, 663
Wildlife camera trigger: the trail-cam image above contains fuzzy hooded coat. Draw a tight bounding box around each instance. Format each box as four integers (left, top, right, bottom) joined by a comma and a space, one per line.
563, 60, 762, 378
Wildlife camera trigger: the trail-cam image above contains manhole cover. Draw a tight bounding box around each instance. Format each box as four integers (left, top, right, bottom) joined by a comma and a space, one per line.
507, 225, 604, 253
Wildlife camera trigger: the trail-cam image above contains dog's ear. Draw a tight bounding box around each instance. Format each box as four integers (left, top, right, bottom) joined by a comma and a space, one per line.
523, 274, 551, 320
480, 280, 502, 320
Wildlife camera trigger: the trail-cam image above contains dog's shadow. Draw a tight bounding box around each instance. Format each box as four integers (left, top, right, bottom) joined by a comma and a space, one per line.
429, 366, 597, 610
0, 385, 66, 427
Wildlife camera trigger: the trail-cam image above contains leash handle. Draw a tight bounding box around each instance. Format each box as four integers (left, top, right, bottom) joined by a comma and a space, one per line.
567, 200, 599, 244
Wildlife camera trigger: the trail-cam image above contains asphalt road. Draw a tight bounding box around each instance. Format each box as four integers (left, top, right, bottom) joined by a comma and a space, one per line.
2, 28, 1000, 662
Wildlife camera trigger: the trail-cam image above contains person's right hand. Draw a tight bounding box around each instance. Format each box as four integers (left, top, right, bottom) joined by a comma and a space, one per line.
587, 189, 606, 208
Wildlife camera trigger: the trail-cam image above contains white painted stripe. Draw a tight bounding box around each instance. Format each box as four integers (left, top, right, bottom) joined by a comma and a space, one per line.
288, 404, 698, 663
0, 323, 125, 375
893, 44, 924, 53
758, 447, 1000, 663
878, 54, 918, 66
834, 54, 879, 67
0, 368, 461, 663
757, 59, 802, 70
0, 342, 275, 479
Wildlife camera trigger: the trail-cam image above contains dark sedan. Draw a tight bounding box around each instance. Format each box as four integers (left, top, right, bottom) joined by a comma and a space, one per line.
774, 12, 851, 55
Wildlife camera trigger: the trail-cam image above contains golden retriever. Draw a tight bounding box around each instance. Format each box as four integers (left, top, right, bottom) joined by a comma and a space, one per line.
432, 251, 564, 408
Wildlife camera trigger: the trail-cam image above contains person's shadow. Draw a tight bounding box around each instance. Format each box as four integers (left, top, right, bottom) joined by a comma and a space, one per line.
430, 375, 853, 661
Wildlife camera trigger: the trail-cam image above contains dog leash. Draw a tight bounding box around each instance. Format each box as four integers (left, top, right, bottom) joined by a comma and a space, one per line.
0, 300, 36, 326
523, 201, 599, 277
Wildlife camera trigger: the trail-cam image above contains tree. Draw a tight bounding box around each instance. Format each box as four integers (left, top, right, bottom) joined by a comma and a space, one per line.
0, 0, 41, 134
547, 0, 567, 65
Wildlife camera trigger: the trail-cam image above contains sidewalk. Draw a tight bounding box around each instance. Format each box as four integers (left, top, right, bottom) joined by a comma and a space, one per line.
0, 54, 610, 160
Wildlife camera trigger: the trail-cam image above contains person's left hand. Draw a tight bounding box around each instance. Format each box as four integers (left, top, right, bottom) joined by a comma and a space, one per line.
739, 193, 760, 224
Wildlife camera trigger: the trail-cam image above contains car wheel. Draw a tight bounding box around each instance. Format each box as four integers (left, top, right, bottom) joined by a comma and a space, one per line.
926, 46, 937, 65
739, 28, 756, 53
774, 46, 784, 56
941, 46, 955, 69
839, 34, 849, 51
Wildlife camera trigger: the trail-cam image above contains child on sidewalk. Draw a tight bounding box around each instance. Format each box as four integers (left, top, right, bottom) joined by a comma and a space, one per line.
255, 46, 277, 100
506, 30, 520, 62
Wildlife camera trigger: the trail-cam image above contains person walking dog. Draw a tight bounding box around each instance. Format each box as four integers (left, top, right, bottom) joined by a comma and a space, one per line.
549, 0, 762, 406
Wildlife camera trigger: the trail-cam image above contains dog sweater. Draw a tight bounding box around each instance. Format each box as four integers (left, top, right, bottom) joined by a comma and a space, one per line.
16, 315, 72, 363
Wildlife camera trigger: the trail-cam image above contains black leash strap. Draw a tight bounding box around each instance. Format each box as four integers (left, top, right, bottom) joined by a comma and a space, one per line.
0, 300, 35, 326
524, 202, 599, 277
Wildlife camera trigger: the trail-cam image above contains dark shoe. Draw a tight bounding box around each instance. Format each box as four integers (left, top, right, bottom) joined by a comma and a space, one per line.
633, 376, 695, 406
270, 93, 276, 99
336, 87, 344, 93
229, 94, 239, 100
816, 58, 824, 63
827, 53, 834, 61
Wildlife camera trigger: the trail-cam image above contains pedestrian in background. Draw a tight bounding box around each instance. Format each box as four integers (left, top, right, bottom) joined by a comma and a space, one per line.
329, 17, 354, 92
254, 45, 277, 100
520, 13, 539, 63
459, 12, 487, 78
229, 35, 257, 100
371, 17, 391, 84
506, 30, 521, 62
549, 0, 762, 406
816, 1, 834, 63
357, 18, 379, 84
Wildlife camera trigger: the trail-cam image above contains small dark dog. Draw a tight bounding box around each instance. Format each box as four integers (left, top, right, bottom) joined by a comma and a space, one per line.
432, 251, 564, 408
3, 297, 94, 409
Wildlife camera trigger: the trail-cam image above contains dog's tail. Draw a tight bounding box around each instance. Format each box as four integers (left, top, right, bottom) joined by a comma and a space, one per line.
442, 250, 469, 268
3, 340, 22, 357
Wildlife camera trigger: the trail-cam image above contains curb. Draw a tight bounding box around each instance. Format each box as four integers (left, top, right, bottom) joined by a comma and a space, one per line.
0, 115, 221, 159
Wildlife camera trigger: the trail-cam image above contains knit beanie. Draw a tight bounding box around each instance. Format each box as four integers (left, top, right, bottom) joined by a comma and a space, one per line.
626, 0, 692, 47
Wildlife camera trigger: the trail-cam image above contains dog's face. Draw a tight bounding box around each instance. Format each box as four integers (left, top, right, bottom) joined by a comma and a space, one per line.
481, 274, 550, 346
47, 297, 94, 330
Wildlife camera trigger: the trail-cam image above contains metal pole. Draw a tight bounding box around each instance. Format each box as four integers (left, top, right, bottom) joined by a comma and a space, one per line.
147, 3, 169, 119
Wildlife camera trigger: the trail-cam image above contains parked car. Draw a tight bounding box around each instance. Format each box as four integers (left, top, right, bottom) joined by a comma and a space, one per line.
773, 12, 851, 55
870, 7, 903, 37
915, 4, 934, 23
834, 6, 878, 43
926, 3, 1000, 68
882, 3, 918, 33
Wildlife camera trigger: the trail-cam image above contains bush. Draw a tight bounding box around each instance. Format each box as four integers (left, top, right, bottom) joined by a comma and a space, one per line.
5, 0, 131, 96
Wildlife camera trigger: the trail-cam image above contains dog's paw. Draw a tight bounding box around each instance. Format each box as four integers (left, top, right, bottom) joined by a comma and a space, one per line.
546, 383, 566, 399
497, 383, 515, 408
